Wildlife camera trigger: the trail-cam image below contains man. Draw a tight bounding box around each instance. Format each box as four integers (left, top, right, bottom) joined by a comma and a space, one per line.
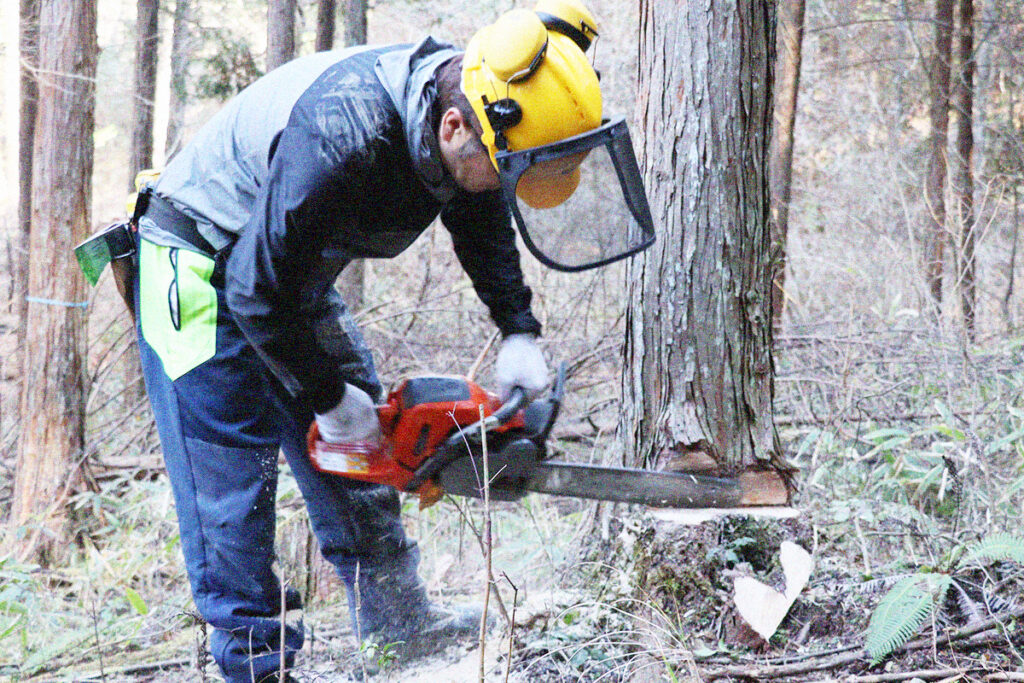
129, 2, 602, 680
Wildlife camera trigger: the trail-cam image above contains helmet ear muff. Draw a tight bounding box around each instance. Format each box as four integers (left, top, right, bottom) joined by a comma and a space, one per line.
536, 12, 597, 52
482, 97, 524, 151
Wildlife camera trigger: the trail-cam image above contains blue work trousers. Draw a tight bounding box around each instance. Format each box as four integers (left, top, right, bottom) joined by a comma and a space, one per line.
133, 237, 416, 682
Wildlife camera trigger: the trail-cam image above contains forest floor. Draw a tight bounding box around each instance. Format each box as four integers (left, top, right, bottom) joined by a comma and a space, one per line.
2, 274, 1024, 682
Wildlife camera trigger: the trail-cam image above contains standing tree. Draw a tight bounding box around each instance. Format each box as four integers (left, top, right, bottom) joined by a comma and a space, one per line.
123, 0, 160, 405
11, 0, 39, 435
618, 4, 791, 674
315, 0, 336, 52
952, 0, 975, 338
342, 0, 367, 49
924, 0, 954, 307
624, 0, 790, 498
330, 0, 368, 312
166, 0, 196, 159
769, 0, 806, 330
267, 0, 296, 71
9, 0, 97, 564
130, 0, 158, 190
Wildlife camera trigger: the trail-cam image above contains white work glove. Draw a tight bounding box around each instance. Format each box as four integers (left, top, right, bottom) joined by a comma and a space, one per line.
494, 333, 549, 401
314, 383, 381, 445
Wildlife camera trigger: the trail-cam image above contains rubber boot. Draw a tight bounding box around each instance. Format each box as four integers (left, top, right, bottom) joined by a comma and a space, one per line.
345, 556, 493, 659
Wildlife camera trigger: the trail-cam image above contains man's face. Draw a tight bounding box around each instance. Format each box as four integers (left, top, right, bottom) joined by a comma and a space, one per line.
438, 108, 501, 193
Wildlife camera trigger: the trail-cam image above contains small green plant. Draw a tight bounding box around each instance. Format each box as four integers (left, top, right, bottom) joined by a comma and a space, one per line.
359, 638, 403, 672
863, 533, 1024, 664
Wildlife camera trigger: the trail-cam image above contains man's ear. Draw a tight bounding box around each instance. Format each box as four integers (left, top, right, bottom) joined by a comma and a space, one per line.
438, 107, 466, 145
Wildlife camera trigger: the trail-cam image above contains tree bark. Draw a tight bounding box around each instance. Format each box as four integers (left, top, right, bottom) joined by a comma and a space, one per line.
951, 0, 975, 339
924, 0, 954, 307
267, 0, 296, 72
625, 0, 790, 491
315, 0, 336, 52
768, 0, 805, 331
10, 0, 96, 565
165, 0, 195, 160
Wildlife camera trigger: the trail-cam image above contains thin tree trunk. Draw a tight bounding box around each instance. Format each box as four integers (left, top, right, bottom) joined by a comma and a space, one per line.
924, 0, 954, 307
130, 0, 158, 192
124, 0, 159, 405
10, 0, 97, 566
165, 0, 195, 160
12, 0, 39, 433
625, 0, 790, 493
267, 0, 296, 71
315, 0, 336, 52
769, 0, 806, 330
952, 0, 975, 339
342, 0, 367, 47
1003, 186, 1018, 330
335, 0, 368, 310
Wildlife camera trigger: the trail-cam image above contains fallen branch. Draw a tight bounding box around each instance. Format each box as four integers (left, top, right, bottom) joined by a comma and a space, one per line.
842, 668, 974, 682
701, 605, 1024, 681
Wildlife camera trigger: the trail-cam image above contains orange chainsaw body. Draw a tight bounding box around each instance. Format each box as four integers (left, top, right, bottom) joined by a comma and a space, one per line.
308, 377, 525, 495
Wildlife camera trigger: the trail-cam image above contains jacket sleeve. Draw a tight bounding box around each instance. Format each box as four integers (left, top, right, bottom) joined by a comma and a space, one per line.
440, 189, 542, 338
225, 123, 376, 413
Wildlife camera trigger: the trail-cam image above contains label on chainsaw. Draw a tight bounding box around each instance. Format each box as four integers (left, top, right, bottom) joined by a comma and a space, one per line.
312, 443, 371, 474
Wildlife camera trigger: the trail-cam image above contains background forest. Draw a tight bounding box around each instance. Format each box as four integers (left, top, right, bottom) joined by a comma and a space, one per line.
1, 0, 1024, 681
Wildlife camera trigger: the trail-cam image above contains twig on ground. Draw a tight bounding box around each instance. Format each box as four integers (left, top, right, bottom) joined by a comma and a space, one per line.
503, 572, 518, 683
841, 667, 972, 682
479, 405, 492, 683
280, 576, 288, 682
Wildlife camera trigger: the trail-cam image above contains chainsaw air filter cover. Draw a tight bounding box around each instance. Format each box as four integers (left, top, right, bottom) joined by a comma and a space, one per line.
495, 116, 656, 272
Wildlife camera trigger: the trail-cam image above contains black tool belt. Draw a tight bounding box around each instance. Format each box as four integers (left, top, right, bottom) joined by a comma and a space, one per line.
136, 190, 218, 257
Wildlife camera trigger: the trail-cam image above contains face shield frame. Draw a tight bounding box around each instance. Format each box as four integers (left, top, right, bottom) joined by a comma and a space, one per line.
494, 116, 656, 272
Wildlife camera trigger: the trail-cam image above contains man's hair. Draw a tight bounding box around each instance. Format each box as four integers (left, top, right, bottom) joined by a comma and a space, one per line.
435, 55, 486, 144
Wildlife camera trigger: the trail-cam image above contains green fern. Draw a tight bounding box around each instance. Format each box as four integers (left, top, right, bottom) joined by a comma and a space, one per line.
957, 533, 1024, 569
864, 573, 952, 664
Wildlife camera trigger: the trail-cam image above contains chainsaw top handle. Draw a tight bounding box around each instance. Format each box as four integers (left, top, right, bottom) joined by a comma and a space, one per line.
489, 386, 528, 425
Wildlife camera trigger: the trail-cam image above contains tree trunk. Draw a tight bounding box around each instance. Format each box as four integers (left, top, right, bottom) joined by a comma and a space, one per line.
768, 0, 805, 330
315, 0, 336, 52
10, 0, 96, 565
130, 0, 158, 191
924, 0, 954, 307
267, 0, 296, 71
124, 0, 159, 405
952, 0, 975, 339
165, 0, 195, 160
342, 0, 367, 47
625, 0, 790, 493
11, 0, 39, 432
335, 0, 368, 310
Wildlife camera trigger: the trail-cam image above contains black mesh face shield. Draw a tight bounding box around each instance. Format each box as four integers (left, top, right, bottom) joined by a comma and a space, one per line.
494, 117, 655, 272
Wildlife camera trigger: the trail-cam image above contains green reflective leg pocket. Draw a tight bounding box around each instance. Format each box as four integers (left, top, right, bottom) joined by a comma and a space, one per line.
139, 240, 217, 381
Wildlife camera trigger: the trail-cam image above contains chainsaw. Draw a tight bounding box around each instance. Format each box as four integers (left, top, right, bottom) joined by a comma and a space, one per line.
308, 364, 763, 509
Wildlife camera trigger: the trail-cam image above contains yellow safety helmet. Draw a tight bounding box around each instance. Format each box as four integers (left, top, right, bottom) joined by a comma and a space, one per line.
461, 3, 602, 209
